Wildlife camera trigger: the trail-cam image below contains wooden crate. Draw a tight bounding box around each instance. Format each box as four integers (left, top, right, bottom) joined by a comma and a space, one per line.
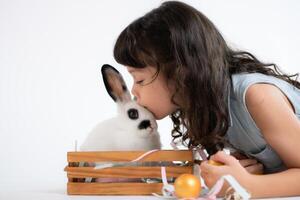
64, 150, 195, 195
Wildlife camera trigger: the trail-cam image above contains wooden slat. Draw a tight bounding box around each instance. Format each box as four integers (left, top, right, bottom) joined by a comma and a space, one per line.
67, 182, 163, 195
67, 150, 193, 162
65, 166, 193, 179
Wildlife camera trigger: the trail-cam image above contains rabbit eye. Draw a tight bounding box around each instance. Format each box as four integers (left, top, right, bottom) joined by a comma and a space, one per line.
128, 109, 139, 120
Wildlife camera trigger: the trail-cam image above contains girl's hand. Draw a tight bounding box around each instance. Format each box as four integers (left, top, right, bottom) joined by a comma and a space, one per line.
231, 152, 264, 175
200, 151, 251, 189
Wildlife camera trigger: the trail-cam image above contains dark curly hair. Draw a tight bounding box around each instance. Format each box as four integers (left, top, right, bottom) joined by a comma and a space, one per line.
113, 1, 300, 155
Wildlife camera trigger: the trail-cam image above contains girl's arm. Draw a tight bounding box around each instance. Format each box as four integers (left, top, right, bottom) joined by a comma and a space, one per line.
244, 83, 300, 197
201, 83, 300, 198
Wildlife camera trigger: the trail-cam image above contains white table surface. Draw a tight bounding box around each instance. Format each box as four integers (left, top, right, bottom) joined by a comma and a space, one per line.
0, 175, 299, 200
1, 171, 299, 200
1, 191, 300, 200
1, 185, 299, 200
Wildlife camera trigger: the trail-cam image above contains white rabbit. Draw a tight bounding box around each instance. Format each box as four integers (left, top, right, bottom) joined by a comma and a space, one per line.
80, 64, 161, 152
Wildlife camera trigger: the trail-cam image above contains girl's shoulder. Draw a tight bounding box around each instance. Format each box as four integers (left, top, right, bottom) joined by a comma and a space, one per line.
230, 72, 300, 115
231, 72, 294, 96
227, 73, 300, 173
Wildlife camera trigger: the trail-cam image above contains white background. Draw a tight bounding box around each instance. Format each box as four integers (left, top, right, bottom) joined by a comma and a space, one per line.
0, 0, 299, 199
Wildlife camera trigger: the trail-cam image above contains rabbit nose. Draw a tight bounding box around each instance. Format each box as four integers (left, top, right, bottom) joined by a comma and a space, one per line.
138, 120, 151, 130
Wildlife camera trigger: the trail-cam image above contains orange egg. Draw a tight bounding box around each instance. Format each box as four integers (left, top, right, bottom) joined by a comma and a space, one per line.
174, 174, 201, 198
208, 160, 224, 166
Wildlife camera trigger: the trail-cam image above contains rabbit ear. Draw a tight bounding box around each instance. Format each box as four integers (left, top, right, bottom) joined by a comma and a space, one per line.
101, 64, 131, 103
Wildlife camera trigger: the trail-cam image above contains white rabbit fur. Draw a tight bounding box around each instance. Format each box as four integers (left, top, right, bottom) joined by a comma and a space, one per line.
80, 64, 161, 151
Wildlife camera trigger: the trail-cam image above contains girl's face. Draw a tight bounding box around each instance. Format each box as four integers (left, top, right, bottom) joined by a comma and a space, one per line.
126, 66, 178, 120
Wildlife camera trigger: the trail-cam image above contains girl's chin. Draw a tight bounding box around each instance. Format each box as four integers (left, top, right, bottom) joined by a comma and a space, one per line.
153, 108, 179, 120
153, 112, 168, 120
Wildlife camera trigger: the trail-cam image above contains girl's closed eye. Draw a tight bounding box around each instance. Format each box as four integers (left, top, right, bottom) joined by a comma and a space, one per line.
135, 80, 144, 85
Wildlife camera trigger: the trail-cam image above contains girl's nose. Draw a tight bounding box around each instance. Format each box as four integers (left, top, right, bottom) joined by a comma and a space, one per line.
131, 87, 141, 105
131, 86, 139, 100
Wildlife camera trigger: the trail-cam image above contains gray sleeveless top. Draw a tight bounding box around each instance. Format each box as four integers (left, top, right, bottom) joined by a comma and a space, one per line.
226, 73, 300, 173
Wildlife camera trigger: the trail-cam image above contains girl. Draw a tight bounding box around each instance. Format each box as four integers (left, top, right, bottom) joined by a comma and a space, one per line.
113, 1, 300, 198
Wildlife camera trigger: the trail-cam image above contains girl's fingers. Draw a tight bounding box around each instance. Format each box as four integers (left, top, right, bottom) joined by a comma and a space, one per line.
211, 151, 238, 165
200, 160, 213, 173
200, 160, 220, 174
200, 162, 222, 188
239, 159, 258, 167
